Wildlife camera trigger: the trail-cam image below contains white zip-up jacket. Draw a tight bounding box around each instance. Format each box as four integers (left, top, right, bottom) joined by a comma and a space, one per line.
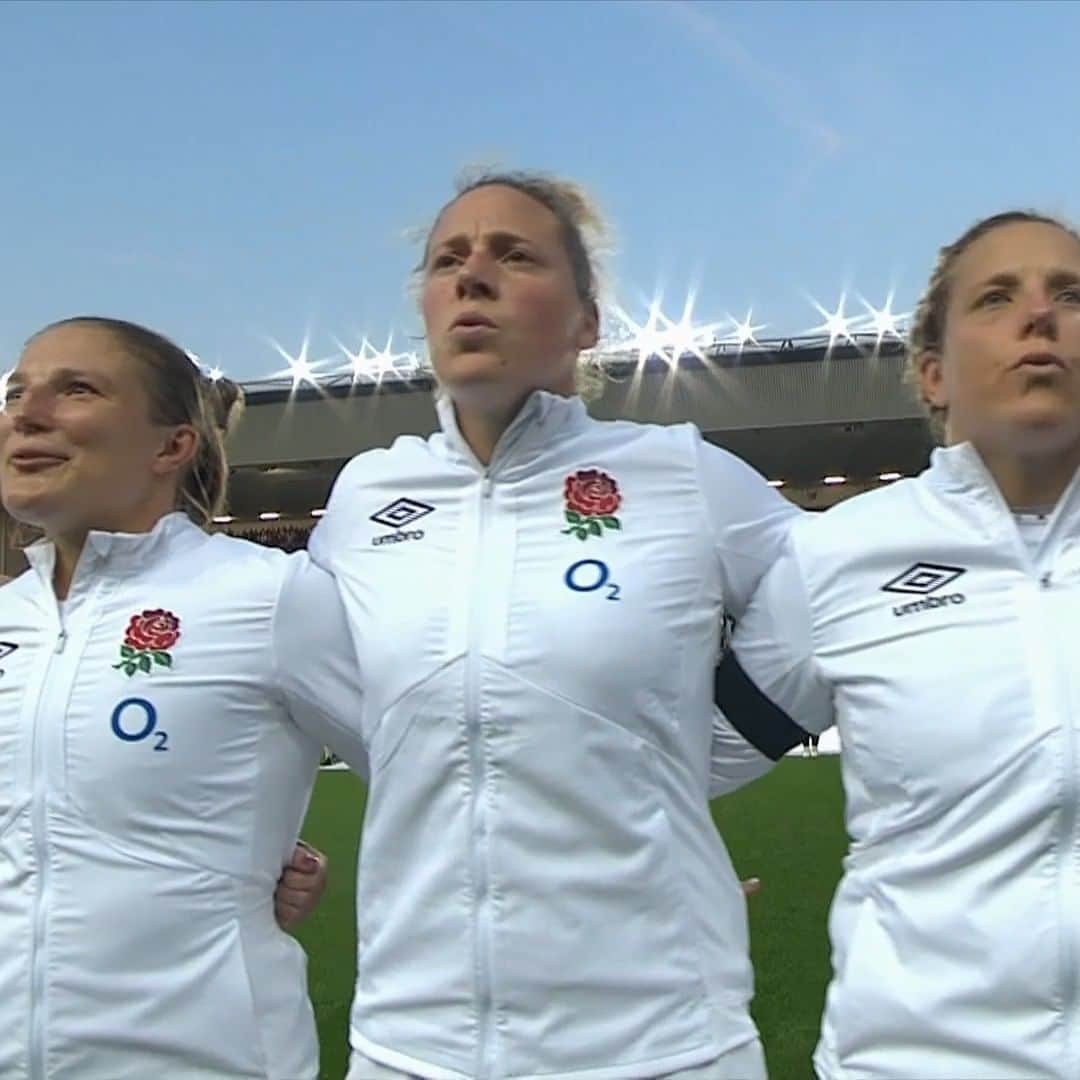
307, 389, 798, 1080
0, 513, 364, 1080
713, 443, 1080, 1079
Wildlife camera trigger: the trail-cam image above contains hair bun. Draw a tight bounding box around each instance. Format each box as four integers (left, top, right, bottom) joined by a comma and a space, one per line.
201, 375, 245, 436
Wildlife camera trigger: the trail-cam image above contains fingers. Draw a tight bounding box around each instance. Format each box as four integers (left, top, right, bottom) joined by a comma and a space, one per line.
741, 877, 762, 898
275, 880, 313, 907
274, 841, 329, 930
287, 838, 324, 873
275, 899, 304, 930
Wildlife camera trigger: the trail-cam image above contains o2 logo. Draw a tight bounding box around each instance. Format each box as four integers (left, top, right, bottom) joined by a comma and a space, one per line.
110, 698, 169, 752
564, 559, 621, 601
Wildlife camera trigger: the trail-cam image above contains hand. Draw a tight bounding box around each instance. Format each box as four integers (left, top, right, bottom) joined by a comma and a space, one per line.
274, 839, 328, 930
741, 877, 761, 899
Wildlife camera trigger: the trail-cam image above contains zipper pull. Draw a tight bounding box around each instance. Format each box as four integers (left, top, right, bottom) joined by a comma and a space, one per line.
1040, 572, 1052, 589
55, 628, 68, 654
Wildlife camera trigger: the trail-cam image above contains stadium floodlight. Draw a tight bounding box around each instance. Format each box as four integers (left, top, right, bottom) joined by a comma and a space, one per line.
267, 333, 325, 390
767, 479, 785, 488
660, 291, 723, 364
807, 293, 857, 352
604, 291, 719, 366
336, 337, 373, 382
367, 332, 410, 381
310, 508, 326, 517
878, 471, 902, 481
212, 515, 234, 524
608, 298, 668, 363
823, 475, 846, 485
206, 366, 225, 382
259, 511, 281, 521
337, 333, 426, 383
727, 309, 766, 349
860, 292, 909, 346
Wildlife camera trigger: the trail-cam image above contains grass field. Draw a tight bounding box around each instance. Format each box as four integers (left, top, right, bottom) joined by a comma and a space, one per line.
295, 758, 847, 1080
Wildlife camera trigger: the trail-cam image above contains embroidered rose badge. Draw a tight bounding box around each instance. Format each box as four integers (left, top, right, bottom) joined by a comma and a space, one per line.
562, 469, 622, 541
114, 609, 181, 677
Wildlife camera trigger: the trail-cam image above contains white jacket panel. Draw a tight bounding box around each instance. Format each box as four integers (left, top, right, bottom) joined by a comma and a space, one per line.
309, 390, 798, 1080
715, 444, 1080, 1080
0, 515, 328, 1080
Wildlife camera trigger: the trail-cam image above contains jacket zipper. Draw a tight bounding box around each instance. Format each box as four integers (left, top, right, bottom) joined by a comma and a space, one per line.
28, 621, 68, 1080
466, 472, 496, 1079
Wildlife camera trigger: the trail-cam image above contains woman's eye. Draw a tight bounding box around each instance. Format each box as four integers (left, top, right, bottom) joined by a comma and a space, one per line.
430, 252, 461, 271
504, 249, 532, 263
976, 289, 1010, 308
1057, 286, 1080, 304
66, 381, 96, 395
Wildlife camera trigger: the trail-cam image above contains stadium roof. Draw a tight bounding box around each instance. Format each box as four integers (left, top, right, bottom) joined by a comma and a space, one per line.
218, 335, 934, 522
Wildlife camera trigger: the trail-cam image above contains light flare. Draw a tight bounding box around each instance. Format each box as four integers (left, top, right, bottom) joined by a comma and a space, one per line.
807, 292, 856, 351
859, 292, 910, 346
726, 309, 767, 349
268, 334, 323, 389
254, 283, 915, 387
338, 333, 426, 384
607, 293, 722, 365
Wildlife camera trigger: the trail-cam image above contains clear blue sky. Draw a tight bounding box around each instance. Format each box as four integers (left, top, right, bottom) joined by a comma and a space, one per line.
1, 0, 1076, 382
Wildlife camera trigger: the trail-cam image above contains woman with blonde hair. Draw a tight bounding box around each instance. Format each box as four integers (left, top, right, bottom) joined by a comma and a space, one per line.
306, 171, 797, 1080
715, 210, 1080, 1078
0, 316, 356, 1079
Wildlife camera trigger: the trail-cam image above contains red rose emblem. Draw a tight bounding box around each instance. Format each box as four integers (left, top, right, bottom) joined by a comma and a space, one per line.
562, 469, 623, 541
564, 469, 621, 517
124, 609, 181, 652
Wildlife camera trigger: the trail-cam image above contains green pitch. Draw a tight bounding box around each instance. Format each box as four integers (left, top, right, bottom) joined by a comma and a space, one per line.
296, 758, 846, 1080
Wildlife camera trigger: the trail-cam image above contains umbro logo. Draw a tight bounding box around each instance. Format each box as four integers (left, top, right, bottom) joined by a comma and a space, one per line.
882, 563, 967, 617
371, 498, 434, 529
881, 563, 966, 595
370, 498, 434, 547
0, 641, 18, 677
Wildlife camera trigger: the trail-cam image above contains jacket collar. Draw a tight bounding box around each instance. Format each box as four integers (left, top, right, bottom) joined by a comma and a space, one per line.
24, 512, 205, 597
433, 389, 589, 476
927, 442, 1005, 498
927, 441, 1080, 536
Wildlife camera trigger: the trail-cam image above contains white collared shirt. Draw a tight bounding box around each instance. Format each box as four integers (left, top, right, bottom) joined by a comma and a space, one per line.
0, 514, 365, 1080
304, 390, 798, 1080
715, 444, 1080, 1079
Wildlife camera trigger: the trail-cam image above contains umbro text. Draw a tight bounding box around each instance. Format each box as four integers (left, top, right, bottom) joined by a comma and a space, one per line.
372, 530, 425, 547
892, 593, 966, 617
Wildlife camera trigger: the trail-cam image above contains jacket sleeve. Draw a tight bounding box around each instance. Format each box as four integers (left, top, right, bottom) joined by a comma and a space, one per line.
707, 706, 776, 798
271, 552, 370, 780
693, 432, 803, 623
307, 454, 367, 574
693, 430, 805, 788
713, 535, 834, 762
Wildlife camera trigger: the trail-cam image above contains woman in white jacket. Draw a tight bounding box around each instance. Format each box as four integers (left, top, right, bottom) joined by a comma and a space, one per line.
714, 210, 1080, 1078
307, 172, 796, 1080
0, 316, 360, 1080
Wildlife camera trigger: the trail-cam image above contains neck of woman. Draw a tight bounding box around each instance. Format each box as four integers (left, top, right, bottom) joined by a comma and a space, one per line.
451, 389, 536, 466
975, 436, 1080, 512
45, 498, 175, 600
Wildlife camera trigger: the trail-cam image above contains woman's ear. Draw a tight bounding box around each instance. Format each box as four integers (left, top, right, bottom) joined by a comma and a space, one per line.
917, 350, 948, 410
576, 299, 600, 352
152, 425, 200, 479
